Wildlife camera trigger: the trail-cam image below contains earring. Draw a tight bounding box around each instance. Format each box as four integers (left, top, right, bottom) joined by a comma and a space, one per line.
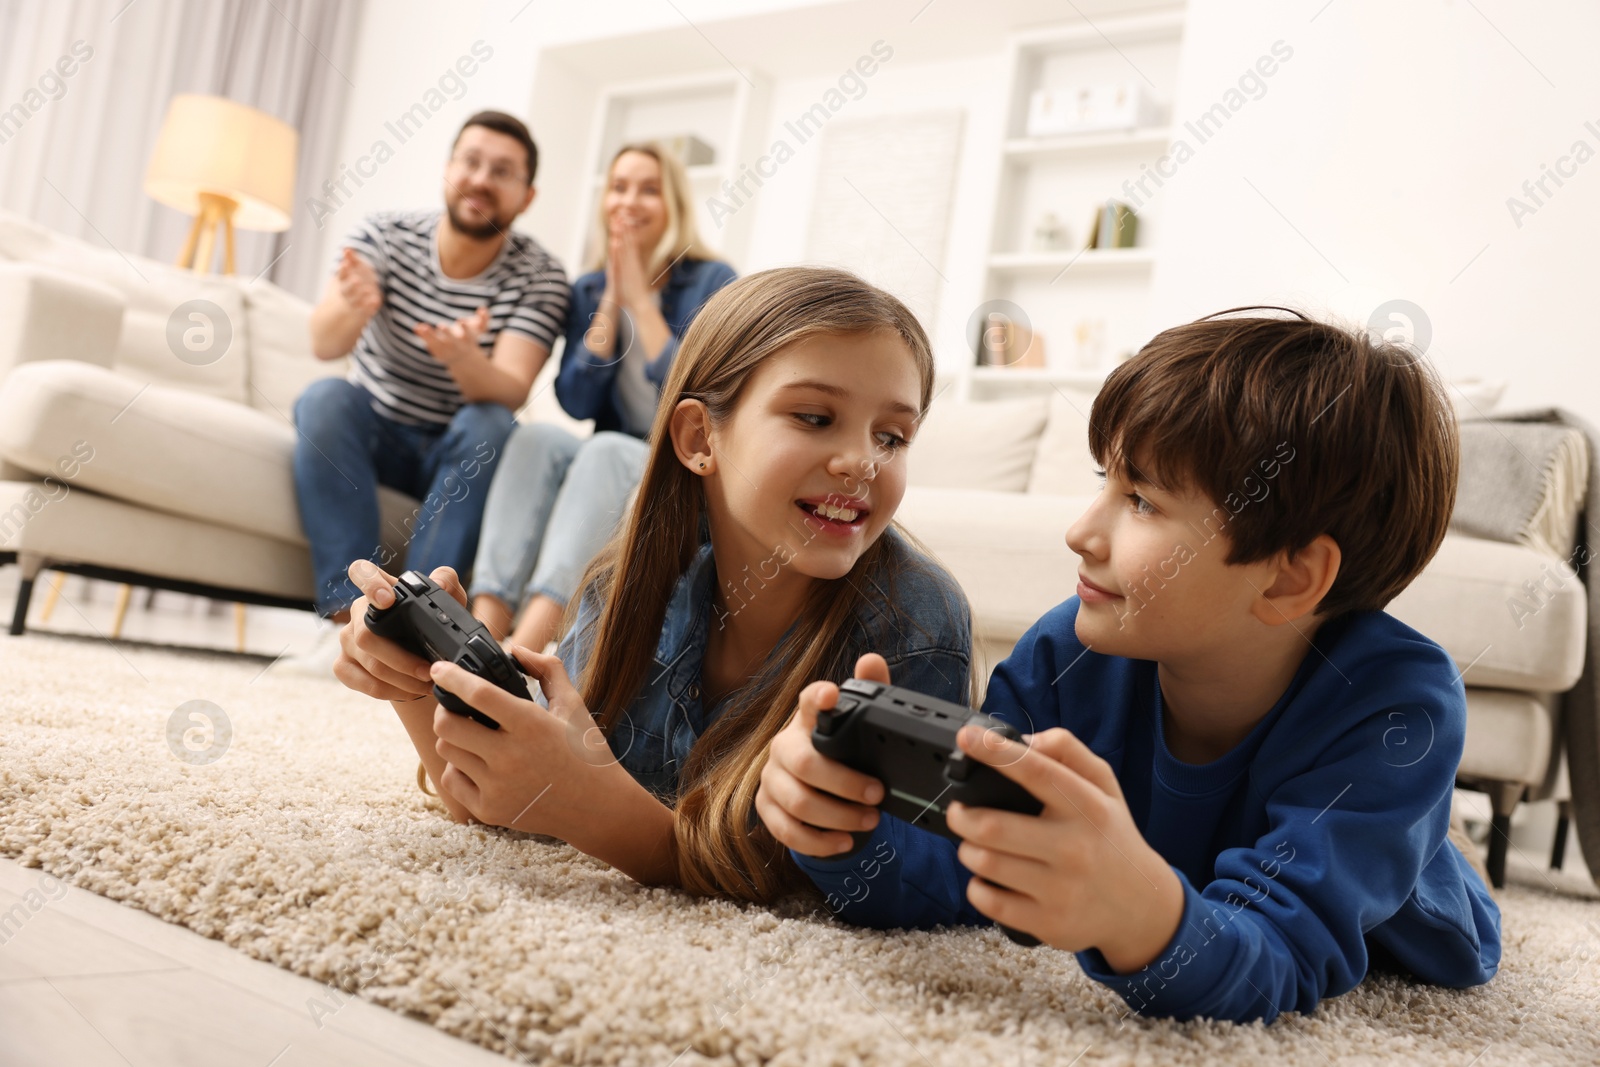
698, 460, 707, 470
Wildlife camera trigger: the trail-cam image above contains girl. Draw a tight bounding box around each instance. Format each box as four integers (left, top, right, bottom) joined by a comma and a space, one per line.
469, 142, 736, 652
334, 266, 973, 901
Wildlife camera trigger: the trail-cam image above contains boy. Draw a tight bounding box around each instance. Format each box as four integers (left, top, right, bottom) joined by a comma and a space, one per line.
755, 309, 1502, 1023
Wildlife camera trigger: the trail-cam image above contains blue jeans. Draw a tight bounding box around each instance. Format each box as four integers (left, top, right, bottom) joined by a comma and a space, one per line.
469, 425, 649, 611
292, 379, 516, 616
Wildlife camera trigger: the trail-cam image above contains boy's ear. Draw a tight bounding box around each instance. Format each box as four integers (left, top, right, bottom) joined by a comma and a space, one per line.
1252, 534, 1341, 626
668, 398, 715, 474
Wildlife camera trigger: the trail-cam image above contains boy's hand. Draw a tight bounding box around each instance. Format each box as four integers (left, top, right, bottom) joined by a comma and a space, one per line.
946, 726, 1184, 971
756, 653, 890, 858
334, 559, 442, 702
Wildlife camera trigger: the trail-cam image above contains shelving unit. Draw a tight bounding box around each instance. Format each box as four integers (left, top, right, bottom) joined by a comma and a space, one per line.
986, 247, 1156, 275
569, 69, 770, 277
961, 6, 1186, 401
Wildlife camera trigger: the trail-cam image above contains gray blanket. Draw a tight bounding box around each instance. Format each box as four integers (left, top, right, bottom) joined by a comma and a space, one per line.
1452, 409, 1599, 886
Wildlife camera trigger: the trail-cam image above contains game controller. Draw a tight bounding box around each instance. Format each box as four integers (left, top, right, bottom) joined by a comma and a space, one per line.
812, 678, 1045, 947
364, 570, 531, 729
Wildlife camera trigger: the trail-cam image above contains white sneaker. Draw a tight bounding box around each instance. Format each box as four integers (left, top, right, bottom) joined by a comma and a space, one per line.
272, 617, 345, 679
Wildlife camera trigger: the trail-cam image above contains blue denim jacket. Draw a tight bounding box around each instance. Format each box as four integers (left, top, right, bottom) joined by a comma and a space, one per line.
553, 257, 737, 435
541, 527, 973, 800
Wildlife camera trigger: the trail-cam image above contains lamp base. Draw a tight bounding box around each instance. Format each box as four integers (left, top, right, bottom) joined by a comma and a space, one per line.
176, 191, 239, 275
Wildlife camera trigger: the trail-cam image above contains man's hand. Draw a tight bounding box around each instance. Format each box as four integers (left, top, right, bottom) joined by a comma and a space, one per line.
755, 653, 890, 858
414, 306, 491, 366
336, 248, 382, 318
946, 726, 1184, 970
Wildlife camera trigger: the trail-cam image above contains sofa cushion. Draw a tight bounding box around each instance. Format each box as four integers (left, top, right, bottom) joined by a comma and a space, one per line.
0, 263, 124, 374
1458, 689, 1556, 789
1026, 385, 1103, 498
0, 360, 305, 545
242, 275, 347, 417
896, 486, 1086, 644
0, 211, 250, 405
1382, 533, 1585, 692
907, 396, 1049, 492
0, 478, 317, 600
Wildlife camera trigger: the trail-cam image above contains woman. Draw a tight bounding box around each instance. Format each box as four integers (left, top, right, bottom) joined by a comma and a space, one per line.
469, 142, 736, 650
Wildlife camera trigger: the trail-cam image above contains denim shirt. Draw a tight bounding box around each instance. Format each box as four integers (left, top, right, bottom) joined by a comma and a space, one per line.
553, 257, 737, 435
541, 527, 973, 801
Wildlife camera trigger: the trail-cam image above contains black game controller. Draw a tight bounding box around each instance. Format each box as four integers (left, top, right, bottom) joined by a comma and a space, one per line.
812, 678, 1045, 946
364, 570, 532, 729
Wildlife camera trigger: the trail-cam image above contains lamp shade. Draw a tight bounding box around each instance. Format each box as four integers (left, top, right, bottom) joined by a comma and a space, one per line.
144, 94, 298, 232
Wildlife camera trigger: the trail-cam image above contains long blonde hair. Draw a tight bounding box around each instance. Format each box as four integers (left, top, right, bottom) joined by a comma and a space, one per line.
567, 267, 957, 902
586, 142, 718, 281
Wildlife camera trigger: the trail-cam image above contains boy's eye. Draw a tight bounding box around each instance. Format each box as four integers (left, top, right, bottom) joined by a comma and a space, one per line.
875, 431, 909, 452
1126, 492, 1157, 516
1095, 469, 1156, 514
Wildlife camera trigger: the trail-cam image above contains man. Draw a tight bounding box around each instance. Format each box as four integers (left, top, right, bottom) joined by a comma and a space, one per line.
284, 110, 570, 674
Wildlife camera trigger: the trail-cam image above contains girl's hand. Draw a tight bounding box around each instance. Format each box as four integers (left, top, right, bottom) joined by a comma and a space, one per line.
755, 653, 892, 858
429, 646, 629, 835
333, 559, 444, 702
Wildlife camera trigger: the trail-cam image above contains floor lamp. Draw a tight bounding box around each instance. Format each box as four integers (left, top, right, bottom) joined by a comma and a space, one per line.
40, 95, 299, 650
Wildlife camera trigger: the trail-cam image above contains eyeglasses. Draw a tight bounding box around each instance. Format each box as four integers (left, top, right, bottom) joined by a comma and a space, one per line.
448, 152, 527, 187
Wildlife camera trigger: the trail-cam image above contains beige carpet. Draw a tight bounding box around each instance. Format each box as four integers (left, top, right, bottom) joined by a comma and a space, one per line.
2, 633, 1598, 1066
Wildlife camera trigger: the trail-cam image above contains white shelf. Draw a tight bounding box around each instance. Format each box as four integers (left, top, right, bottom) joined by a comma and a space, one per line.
986, 248, 1154, 275
1011, 9, 1186, 53
1003, 128, 1173, 160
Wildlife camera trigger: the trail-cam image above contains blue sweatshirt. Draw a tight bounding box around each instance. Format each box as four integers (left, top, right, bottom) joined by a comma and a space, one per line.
792, 598, 1502, 1023
553, 257, 736, 435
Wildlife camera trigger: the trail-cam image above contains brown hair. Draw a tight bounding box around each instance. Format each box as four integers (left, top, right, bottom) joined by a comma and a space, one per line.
454, 110, 537, 183
586, 142, 719, 282
566, 266, 964, 902
1089, 307, 1459, 618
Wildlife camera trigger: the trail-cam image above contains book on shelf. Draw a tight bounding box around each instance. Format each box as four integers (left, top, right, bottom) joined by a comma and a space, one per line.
1084, 199, 1138, 250
974, 312, 1047, 369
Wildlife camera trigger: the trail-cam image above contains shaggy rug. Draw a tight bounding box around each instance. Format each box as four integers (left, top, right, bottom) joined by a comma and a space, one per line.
2, 633, 1598, 1066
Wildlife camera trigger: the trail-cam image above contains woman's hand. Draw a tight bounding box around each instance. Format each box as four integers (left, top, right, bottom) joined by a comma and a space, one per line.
333, 559, 441, 701
755, 653, 891, 858
607, 220, 652, 312
429, 646, 632, 837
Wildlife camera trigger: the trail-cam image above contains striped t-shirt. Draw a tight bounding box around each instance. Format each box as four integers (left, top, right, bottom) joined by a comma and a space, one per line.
340, 210, 570, 426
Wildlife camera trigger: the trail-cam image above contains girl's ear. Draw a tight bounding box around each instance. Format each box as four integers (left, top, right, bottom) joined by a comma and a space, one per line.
669, 397, 716, 474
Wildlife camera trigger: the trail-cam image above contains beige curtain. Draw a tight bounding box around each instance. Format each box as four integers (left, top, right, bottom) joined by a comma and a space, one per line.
0, 0, 363, 299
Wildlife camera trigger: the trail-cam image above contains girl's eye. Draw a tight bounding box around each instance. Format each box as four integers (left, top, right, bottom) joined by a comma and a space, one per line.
875, 431, 909, 452
793, 412, 829, 428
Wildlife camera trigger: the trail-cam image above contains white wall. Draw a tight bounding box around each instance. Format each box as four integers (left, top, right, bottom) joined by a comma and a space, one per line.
320, 0, 1600, 424
310, 0, 821, 276
1149, 0, 1600, 426
733, 50, 1009, 371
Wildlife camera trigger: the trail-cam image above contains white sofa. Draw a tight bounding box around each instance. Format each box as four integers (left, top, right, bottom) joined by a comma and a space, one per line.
0, 210, 1589, 887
